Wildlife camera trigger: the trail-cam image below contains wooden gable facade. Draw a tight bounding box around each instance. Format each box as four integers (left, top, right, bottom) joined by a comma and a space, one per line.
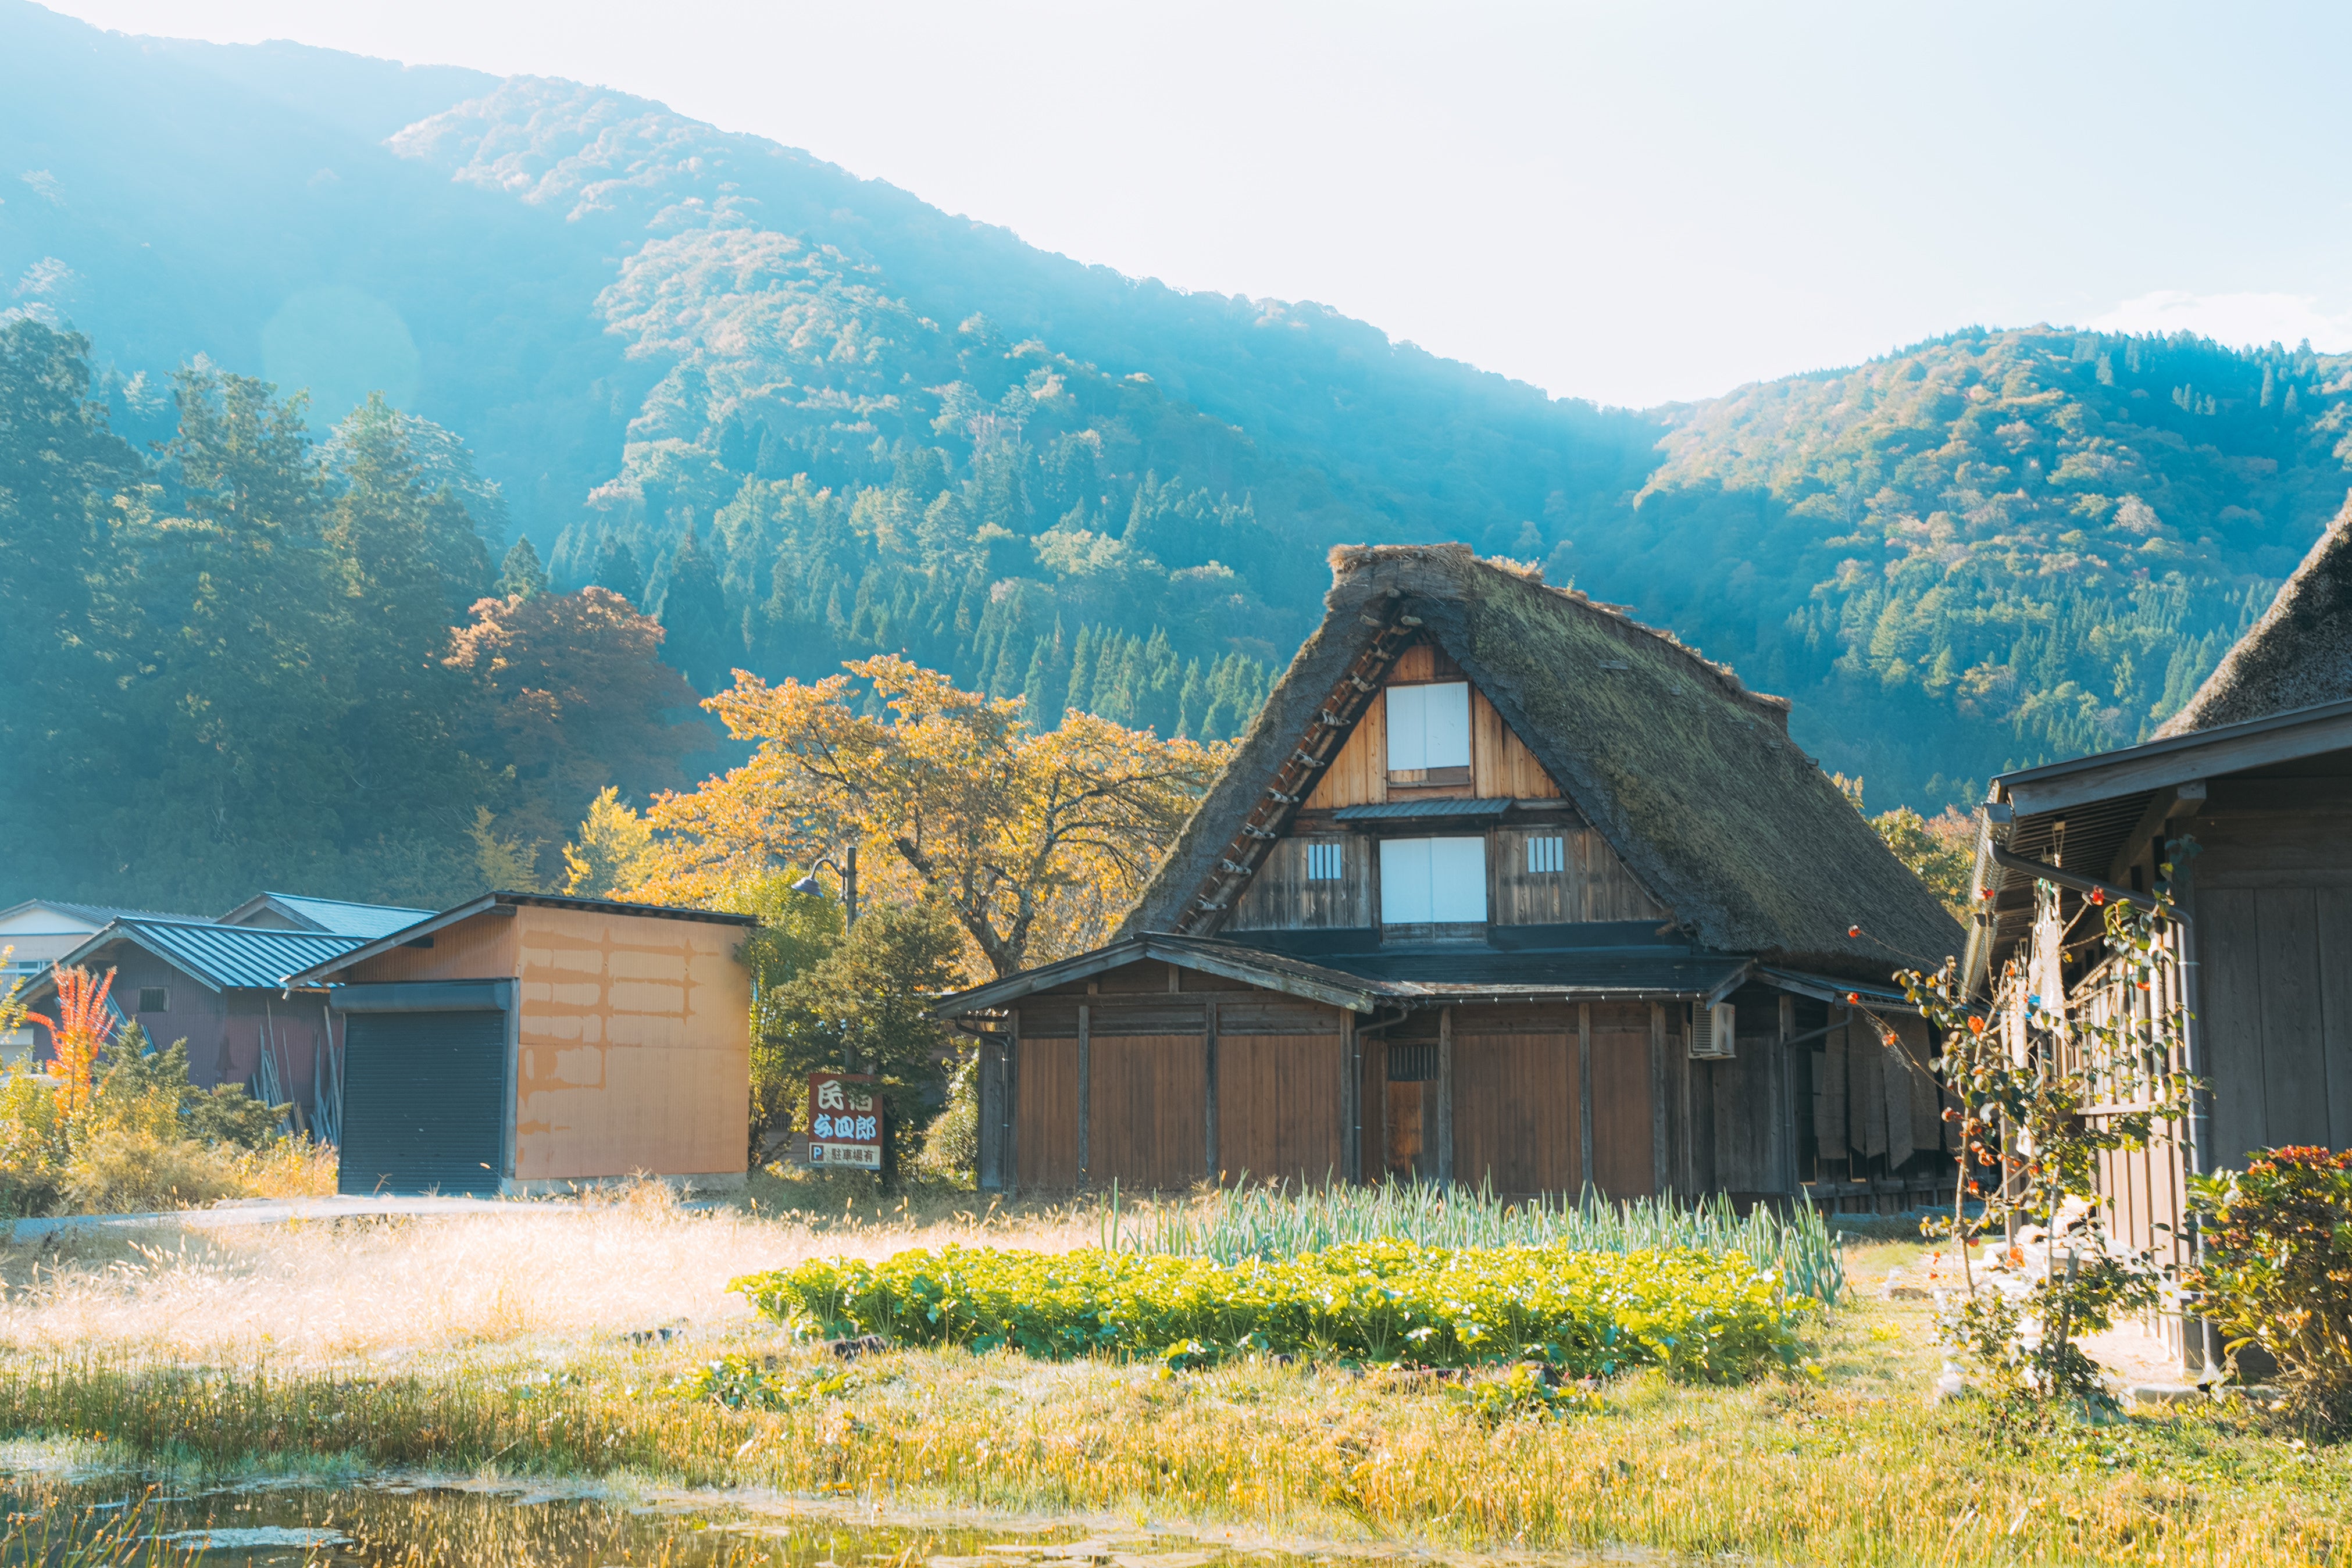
941, 545, 1964, 1206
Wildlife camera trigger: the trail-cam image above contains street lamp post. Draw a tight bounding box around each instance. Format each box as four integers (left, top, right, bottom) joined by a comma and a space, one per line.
790, 844, 859, 927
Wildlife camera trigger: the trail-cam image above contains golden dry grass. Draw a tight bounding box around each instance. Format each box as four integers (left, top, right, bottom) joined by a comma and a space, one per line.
0, 1176, 1093, 1365
1, 1188, 2347, 1566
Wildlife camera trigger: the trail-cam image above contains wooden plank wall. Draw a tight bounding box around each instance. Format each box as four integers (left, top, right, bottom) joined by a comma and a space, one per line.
1007, 960, 1348, 1191
1306, 685, 1388, 808
1452, 1032, 1578, 1194
2178, 784, 2352, 1160
1090, 1034, 1208, 1189
1216, 1034, 1344, 1185
1589, 1003, 1655, 1196
1229, 835, 1375, 930
1491, 828, 1667, 923
1689, 1034, 1778, 1195
1302, 638, 1564, 810
1472, 698, 1564, 800
2201, 885, 2352, 1160
1015, 1037, 1079, 1190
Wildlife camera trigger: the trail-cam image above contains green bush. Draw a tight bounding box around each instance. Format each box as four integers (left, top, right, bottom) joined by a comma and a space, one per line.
732, 1240, 1809, 1383
0, 1027, 292, 1216
2190, 1146, 2352, 1428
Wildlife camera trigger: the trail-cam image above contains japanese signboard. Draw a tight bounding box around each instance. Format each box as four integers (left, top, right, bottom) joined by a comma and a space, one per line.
806, 1072, 882, 1169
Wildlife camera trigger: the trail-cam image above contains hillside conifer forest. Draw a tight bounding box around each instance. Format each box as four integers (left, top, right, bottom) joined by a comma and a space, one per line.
6, 1, 2351, 911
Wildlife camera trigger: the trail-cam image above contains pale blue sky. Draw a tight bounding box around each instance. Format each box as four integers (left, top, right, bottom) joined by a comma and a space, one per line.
41, 1, 2352, 407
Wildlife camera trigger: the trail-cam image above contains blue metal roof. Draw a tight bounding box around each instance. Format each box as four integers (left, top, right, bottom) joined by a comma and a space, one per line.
254, 893, 433, 938
91, 919, 367, 991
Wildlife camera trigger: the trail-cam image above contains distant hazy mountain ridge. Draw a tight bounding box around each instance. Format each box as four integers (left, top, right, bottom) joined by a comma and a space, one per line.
7, 1, 2350, 816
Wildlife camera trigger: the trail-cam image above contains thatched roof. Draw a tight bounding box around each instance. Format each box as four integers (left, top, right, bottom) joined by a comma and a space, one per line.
2156, 494, 2352, 737
1124, 545, 1961, 979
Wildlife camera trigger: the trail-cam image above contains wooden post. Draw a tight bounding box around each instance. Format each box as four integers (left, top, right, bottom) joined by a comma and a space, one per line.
1004, 1023, 1020, 1195
1204, 998, 1220, 1184
1437, 1005, 1455, 1186
1076, 1003, 1091, 1186
1340, 1009, 1361, 1184
1777, 993, 1796, 1196
1649, 1002, 1669, 1198
1577, 1002, 1594, 1194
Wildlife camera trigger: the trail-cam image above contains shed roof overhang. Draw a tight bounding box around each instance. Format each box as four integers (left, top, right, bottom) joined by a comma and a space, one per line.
1962, 697, 2352, 996
282, 890, 759, 986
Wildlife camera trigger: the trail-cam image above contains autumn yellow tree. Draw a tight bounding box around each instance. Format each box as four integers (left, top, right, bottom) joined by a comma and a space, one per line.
628, 655, 1228, 978
1835, 774, 1975, 919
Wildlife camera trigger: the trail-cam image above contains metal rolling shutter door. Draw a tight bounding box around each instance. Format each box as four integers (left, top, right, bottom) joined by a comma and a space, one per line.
338, 1009, 506, 1195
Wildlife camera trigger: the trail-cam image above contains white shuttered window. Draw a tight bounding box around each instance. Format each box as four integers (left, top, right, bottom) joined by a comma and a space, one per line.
1379, 836, 1487, 924
1384, 683, 1471, 772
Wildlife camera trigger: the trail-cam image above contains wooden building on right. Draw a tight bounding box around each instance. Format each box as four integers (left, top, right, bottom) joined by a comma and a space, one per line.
1965, 501, 2352, 1373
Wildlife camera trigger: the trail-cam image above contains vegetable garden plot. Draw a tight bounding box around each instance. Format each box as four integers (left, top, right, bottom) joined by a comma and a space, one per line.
733, 1240, 1808, 1382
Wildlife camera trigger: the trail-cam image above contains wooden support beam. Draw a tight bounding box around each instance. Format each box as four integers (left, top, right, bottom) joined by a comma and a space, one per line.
1204, 998, 1220, 1183
1076, 1003, 1091, 1187
1650, 1001, 1669, 1198
2107, 780, 2209, 886
1177, 605, 1419, 934
1578, 1002, 1594, 1194
1777, 993, 1796, 1196
1436, 1005, 1455, 1187
1340, 1009, 1361, 1184
1004, 1021, 1020, 1195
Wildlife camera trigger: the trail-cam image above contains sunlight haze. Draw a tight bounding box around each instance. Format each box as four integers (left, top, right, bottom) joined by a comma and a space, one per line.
34, 0, 2352, 408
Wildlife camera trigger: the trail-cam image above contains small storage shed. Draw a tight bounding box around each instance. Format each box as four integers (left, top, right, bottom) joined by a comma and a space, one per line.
286, 892, 755, 1196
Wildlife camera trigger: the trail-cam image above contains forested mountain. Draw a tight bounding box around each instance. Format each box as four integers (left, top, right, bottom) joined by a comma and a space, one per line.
0, 0, 1661, 750
8, 2, 2352, 912
1567, 329, 2352, 801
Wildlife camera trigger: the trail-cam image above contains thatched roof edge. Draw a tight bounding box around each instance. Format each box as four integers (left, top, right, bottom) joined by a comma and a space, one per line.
2156, 491, 2352, 737
1125, 544, 1960, 980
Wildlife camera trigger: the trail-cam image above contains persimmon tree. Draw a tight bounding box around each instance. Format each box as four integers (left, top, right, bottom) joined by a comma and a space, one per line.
630, 655, 1227, 978
1897, 869, 2196, 1409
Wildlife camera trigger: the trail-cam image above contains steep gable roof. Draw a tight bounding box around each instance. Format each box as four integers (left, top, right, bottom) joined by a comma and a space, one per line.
1123, 544, 1960, 978
2156, 493, 2352, 736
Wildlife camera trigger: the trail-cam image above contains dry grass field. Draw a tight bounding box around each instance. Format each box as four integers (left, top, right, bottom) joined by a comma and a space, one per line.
0, 1174, 1080, 1365
0, 1178, 2347, 1567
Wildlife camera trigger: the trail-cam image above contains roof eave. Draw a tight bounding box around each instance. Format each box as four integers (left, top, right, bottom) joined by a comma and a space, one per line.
285, 895, 501, 984
935, 937, 1383, 1016
45, 926, 226, 994
1992, 697, 2352, 817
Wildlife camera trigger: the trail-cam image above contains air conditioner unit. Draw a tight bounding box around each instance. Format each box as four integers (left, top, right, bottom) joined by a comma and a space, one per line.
1687, 1000, 1736, 1060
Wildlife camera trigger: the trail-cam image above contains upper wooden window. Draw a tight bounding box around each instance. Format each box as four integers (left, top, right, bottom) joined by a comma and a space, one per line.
1527, 835, 1566, 874
1379, 835, 1487, 924
1304, 841, 1344, 881
1385, 682, 1470, 778
137, 987, 169, 1013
